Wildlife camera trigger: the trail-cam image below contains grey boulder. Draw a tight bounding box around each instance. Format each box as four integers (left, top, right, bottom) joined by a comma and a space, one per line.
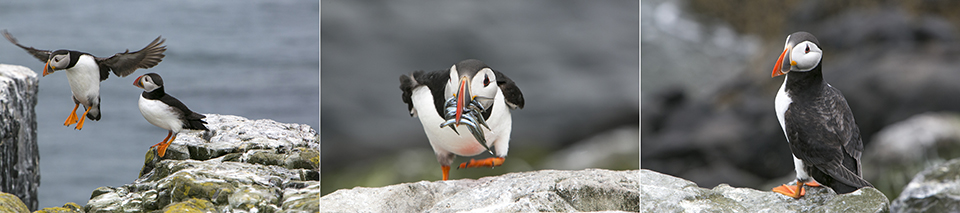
321, 169, 639, 212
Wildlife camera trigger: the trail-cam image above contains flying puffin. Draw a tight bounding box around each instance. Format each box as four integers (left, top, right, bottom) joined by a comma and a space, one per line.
133, 73, 208, 157
770, 31, 873, 198
2, 30, 166, 130
400, 59, 524, 180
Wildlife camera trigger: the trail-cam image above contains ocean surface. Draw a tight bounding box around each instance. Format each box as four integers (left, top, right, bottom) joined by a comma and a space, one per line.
0, 0, 318, 208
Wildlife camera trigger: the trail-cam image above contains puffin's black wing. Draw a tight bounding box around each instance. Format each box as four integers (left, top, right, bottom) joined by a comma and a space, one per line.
493, 70, 524, 109
159, 94, 208, 131
400, 70, 450, 117
2, 30, 52, 63
96, 36, 166, 81
786, 84, 872, 193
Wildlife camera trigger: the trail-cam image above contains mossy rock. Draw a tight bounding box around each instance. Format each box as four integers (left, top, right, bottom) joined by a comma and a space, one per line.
161, 198, 216, 213
0, 192, 28, 213
34, 202, 83, 213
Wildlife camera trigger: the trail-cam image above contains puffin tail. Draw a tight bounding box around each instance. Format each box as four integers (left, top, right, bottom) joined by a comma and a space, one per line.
186, 112, 208, 131
86, 105, 101, 121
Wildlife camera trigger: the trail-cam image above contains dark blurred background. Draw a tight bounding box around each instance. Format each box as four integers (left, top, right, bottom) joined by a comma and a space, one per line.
321, 0, 640, 195
642, 0, 960, 199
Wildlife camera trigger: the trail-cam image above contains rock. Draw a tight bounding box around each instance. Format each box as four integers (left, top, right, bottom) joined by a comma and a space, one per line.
863, 112, 960, 199
34, 203, 83, 213
641, 169, 889, 212
0, 192, 30, 213
890, 158, 960, 213
76, 114, 318, 212
321, 169, 639, 212
0, 64, 39, 211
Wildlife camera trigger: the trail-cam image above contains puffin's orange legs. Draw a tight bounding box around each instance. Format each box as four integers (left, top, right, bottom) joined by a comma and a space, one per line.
153, 131, 174, 157
441, 165, 451, 181
74, 106, 93, 130
63, 103, 79, 126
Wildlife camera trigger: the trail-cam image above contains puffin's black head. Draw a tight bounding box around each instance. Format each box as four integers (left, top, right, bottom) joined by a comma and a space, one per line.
772, 31, 822, 77
44, 49, 81, 76
444, 59, 501, 124
134, 73, 163, 92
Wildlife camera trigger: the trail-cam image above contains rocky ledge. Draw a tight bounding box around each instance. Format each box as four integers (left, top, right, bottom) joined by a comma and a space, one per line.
31, 114, 319, 213
321, 169, 639, 212
641, 169, 889, 212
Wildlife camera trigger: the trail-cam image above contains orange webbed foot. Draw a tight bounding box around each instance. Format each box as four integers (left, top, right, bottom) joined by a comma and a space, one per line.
772, 183, 805, 199
457, 157, 505, 169
63, 104, 80, 126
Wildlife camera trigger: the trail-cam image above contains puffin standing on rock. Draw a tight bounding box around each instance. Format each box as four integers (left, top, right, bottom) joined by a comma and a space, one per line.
770, 31, 873, 198
2, 30, 166, 130
400, 59, 524, 180
134, 73, 208, 157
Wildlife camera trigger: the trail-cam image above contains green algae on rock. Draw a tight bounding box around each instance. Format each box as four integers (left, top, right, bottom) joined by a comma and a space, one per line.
78, 114, 318, 212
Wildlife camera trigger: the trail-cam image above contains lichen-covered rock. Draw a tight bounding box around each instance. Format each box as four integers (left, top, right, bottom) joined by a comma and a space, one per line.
0, 64, 39, 211
321, 169, 639, 212
34, 202, 83, 213
79, 114, 318, 212
0, 192, 29, 213
641, 169, 889, 212
890, 158, 960, 213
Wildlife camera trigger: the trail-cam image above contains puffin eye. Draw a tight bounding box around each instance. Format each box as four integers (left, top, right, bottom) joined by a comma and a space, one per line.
483, 74, 490, 87
804, 46, 810, 54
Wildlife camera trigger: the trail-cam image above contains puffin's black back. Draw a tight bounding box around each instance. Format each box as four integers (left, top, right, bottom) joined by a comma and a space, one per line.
783, 64, 872, 194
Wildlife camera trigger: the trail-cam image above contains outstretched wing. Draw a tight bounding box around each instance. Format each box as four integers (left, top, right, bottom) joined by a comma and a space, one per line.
400, 70, 449, 117
96, 36, 166, 80
2, 30, 52, 63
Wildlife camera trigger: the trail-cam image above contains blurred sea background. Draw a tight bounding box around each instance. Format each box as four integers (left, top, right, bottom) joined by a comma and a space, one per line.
0, 0, 318, 208
321, 1, 640, 195
643, 0, 960, 200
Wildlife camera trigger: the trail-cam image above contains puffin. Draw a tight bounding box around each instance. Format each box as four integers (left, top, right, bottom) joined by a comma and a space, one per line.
133, 73, 208, 157
770, 31, 873, 198
2, 30, 166, 130
400, 59, 524, 180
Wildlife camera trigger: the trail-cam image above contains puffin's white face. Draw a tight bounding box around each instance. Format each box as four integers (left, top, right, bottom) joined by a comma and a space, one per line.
469, 67, 498, 108
772, 32, 823, 77
444, 65, 499, 109
48, 54, 70, 70
787, 41, 822, 72
43, 51, 71, 76
135, 74, 162, 92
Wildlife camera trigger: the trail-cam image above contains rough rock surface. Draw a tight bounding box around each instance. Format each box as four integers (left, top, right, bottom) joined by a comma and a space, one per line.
321, 169, 639, 212
0, 64, 39, 211
41, 114, 322, 212
641, 169, 889, 212
0, 192, 30, 213
890, 158, 960, 213
863, 112, 960, 199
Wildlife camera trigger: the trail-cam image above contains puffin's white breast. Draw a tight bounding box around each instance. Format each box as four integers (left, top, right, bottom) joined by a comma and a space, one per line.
64, 55, 101, 106
138, 95, 183, 133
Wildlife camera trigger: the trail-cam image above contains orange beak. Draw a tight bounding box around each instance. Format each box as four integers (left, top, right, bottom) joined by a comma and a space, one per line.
133, 75, 143, 88
42, 60, 51, 77
772, 47, 791, 78
454, 76, 470, 126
